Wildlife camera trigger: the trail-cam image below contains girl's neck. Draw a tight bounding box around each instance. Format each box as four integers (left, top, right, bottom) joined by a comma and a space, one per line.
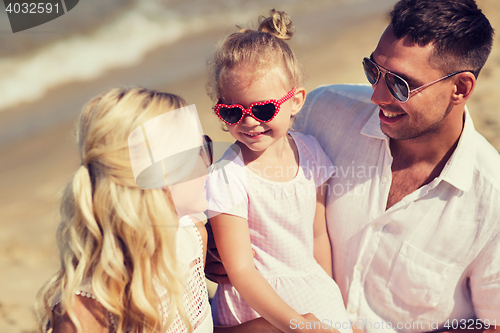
238, 133, 300, 182
238, 133, 289, 163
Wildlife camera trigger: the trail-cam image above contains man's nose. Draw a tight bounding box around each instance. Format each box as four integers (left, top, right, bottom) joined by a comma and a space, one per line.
371, 76, 395, 106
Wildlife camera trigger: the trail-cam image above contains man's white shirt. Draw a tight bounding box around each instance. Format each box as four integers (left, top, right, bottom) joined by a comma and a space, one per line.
295, 84, 500, 332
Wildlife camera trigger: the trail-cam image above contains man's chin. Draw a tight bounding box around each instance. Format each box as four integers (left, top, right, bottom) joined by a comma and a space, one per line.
380, 126, 422, 141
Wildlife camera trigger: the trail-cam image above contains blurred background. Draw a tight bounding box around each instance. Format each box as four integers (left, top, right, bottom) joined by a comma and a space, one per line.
0, 0, 498, 332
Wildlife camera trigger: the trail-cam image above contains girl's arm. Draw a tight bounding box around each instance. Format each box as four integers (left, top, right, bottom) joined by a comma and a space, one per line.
210, 213, 337, 333
313, 182, 333, 278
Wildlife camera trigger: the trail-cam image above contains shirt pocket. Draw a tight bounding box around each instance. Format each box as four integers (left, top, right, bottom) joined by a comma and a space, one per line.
387, 241, 450, 308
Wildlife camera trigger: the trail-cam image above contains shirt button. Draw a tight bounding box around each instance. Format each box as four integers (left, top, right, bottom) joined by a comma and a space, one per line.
371, 223, 379, 229
349, 307, 357, 314
356, 264, 364, 271
382, 176, 388, 183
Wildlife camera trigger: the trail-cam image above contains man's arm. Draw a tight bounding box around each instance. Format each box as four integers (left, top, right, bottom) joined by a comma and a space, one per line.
443, 229, 500, 333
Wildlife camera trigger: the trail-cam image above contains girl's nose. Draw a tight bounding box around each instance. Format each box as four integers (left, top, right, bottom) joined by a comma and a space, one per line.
241, 114, 261, 126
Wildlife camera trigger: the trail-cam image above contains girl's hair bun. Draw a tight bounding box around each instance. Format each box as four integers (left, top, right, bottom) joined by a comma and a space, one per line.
258, 9, 294, 40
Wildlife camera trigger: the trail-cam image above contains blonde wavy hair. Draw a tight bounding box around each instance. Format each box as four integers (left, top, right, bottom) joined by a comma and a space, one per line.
206, 8, 304, 103
36, 87, 192, 333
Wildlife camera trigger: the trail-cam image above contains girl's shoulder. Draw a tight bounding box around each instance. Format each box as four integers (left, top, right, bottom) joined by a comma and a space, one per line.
288, 131, 329, 161
289, 131, 335, 186
208, 143, 246, 183
213, 142, 243, 165
206, 143, 249, 219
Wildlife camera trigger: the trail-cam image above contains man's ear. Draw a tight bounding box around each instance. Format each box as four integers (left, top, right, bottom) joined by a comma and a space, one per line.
290, 87, 306, 116
452, 72, 476, 105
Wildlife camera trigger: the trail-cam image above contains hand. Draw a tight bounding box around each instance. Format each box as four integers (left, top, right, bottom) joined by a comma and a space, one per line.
214, 317, 282, 333
299, 313, 341, 333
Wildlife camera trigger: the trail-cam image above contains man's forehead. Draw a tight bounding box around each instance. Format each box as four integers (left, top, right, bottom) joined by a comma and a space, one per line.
372, 28, 438, 74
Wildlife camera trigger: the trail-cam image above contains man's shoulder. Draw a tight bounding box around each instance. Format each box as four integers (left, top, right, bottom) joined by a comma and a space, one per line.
307, 84, 373, 103
296, 84, 375, 130
472, 131, 500, 192
295, 84, 376, 137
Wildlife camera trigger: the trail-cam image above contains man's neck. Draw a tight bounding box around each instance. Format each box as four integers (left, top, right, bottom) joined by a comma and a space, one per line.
385, 111, 465, 210
390, 111, 465, 167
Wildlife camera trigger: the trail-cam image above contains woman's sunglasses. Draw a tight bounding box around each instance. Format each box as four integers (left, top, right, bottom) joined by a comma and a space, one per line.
200, 135, 213, 166
214, 89, 296, 125
362, 57, 473, 103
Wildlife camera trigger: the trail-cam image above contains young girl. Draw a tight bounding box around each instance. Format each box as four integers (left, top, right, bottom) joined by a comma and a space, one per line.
206, 10, 352, 333
36, 88, 214, 333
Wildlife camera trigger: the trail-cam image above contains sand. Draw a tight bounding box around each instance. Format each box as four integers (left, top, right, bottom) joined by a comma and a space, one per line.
0, 1, 499, 332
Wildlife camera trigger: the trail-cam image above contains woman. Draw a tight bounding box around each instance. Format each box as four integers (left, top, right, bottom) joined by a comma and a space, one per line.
36, 87, 212, 333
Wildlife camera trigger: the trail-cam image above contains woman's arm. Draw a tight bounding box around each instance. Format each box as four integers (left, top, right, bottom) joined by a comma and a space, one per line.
313, 182, 333, 278
194, 221, 208, 265
52, 296, 108, 333
210, 213, 338, 333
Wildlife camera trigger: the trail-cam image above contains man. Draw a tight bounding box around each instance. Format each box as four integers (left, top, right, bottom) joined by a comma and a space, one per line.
206, 0, 500, 332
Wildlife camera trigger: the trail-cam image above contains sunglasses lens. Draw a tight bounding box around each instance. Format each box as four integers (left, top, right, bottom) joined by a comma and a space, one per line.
251, 103, 276, 121
385, 74, 409, 102
363, 58, 379, 85
219, 107, 243, 124
202, 135, 213, 165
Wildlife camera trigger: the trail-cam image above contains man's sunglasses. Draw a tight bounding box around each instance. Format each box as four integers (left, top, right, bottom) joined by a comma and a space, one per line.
362, 57, 474, 103
214, 89, 296, 125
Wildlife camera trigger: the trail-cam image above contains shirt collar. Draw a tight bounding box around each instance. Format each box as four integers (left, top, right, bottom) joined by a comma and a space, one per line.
360, 107, 476, 192
360, 107, 386, 140
439, 108, 475, 192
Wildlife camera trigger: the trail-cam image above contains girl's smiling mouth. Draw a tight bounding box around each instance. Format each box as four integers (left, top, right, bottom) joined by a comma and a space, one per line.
242, 129, 270, 138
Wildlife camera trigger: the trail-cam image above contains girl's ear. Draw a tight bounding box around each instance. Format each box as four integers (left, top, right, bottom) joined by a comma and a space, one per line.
290, 87, 306, 116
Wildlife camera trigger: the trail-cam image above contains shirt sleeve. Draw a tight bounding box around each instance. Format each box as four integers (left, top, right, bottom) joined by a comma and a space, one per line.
470, 228, 500, 322
311, 136, 335, 187
206, 148, 249, 220
292, 131, 335, 188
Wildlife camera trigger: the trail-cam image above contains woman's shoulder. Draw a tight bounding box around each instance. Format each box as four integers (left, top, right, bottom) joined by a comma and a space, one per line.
51, 295, 109, 333
49, 278, 114, 333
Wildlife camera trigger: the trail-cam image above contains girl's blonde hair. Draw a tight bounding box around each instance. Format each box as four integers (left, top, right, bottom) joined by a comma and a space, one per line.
206, 9, 303, 102
36, 87, 192, 333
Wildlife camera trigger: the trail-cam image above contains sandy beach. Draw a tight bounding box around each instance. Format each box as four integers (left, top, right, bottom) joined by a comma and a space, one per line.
0, 1, 499, 332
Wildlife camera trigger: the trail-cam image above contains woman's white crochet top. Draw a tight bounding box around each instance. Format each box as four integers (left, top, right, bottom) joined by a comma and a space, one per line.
49, 215, 213, 333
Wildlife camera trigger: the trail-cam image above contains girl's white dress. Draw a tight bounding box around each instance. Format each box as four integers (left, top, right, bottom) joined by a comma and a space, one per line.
206, 131, 352, 333
49, 216, 213, 333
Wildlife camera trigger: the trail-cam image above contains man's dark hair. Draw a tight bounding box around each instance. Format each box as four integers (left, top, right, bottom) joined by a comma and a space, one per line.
390, 0, 494, 77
